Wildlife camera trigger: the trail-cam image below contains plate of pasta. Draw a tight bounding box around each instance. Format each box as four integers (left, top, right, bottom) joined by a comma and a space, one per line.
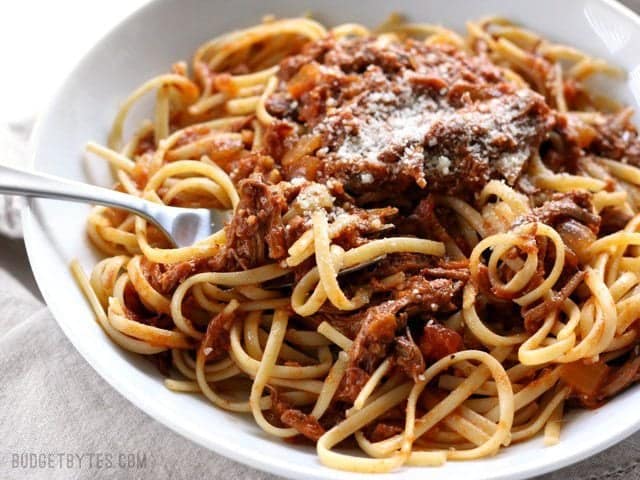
23, 0, 640, 478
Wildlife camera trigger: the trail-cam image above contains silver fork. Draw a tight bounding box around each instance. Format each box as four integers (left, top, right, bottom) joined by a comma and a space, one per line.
0, 164, 228, 248
0, 164, 387, 276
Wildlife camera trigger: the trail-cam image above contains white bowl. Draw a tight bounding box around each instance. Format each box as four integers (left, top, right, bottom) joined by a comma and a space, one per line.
23, 0, 640, 478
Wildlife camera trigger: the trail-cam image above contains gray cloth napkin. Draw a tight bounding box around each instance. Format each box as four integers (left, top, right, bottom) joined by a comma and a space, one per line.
4, 1, 640, 476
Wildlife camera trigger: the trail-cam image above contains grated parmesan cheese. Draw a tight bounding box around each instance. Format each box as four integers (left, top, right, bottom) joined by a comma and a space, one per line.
294, 183, 335, 212
360, 172, 374, 184
436, 155, 451, 175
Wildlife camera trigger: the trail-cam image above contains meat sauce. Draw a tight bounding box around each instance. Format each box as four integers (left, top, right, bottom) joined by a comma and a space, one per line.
267, 37, 554, 198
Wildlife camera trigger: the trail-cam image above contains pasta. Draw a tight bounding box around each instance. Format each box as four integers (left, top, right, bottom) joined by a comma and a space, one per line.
72, 14, 640, 472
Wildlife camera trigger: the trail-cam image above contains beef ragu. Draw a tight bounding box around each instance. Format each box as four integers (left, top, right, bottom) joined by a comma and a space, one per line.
80, 16, 640, 470
266, 37, 554, 199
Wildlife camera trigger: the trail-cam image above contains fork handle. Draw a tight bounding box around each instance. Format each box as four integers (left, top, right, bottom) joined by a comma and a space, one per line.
0, 163, 166, 227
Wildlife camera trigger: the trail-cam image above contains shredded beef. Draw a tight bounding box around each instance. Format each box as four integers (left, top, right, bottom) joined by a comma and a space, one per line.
347, 275, 463, 373
199, 308, 239, 360
268, 386, 326, 441
349, 299, 409, 372
141, 257, 203, 295
309, 312, 363, 340
543, 113, 596, 173
421, 259, 470, 282
335, 367, 370, 403
266, 386, 290, 427
121, 282, 174, 329
263, 122, 296, 164
364, 252, 435, 279
367, 422, 404, 442
330, 206, 398, 251
227, 152, 280, 184
393, 276, 464, 313
281, 410, 326, 441
526, 191, 600, 233
394, 331, 426, 381
405, 195, 468, 254
588, 109, 640, 166
522, 269, 585, 332
318, 403, 347, 431
213, 178, 295, 270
